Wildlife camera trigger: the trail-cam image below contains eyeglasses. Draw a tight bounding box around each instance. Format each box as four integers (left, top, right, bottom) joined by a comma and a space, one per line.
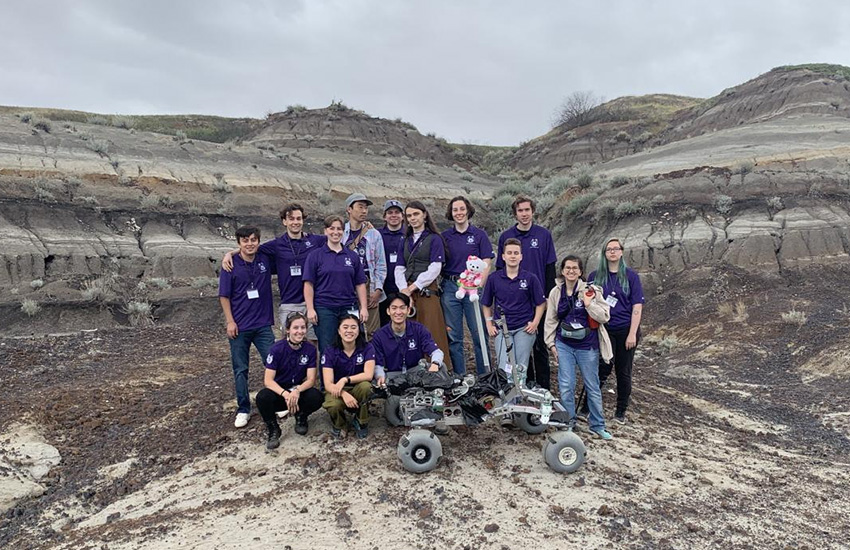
605, 247, 623, 252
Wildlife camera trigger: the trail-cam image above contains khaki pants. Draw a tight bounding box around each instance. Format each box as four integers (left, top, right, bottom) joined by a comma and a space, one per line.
411, 282, 452, 370
322, 381, 373, 430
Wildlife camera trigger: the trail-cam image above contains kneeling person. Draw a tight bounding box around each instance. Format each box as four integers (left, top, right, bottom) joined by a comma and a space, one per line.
255, 312, 324, 449
322, 315, 375, 439
372, 293, 445, 386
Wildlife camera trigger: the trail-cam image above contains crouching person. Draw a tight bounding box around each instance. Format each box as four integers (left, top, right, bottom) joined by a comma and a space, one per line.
255, 312, 323, 449
372, 293, 446, 386
322, 315, 375, 439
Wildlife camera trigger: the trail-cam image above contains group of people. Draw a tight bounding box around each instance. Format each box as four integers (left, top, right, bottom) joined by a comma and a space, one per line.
218, 192, 644, 448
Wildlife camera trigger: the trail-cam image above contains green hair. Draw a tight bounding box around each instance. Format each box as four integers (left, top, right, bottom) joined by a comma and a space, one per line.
593, 238, 630, 294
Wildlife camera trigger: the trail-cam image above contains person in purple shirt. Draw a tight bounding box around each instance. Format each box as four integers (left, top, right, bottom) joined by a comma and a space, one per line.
496, 196, 557, 389
440, 196, 494, 376
544, 256, 613, 440
220, 203, 326, 341
378, 199, 405, 326
584, 237, 645, 424
481, 238, 546, 406
218, 226, 276, 429
371, 293, 445, 385
303, 215, 368, 353
254, 312, 323, 449
321, 315, 375, 439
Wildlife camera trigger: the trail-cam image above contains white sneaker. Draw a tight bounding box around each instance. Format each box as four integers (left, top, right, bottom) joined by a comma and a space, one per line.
234, 412, 251, 428
275, 410, 289, 419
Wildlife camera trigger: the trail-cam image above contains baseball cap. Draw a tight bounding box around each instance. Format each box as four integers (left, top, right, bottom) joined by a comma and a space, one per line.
345, 193, 373, 208
383, 199, 403, 213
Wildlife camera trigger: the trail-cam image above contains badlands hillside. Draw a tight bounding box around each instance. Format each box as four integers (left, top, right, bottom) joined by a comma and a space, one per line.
1, 64, 849, 549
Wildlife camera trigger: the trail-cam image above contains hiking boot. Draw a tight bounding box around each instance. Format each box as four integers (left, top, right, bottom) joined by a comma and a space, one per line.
351, 417, 369, 439
265, 420, 282, 449
591, 428, 613, 440
614, 413, 626, 425
234, 412, 251, 428
330, 427, 344, 439
294, 413, 309, 436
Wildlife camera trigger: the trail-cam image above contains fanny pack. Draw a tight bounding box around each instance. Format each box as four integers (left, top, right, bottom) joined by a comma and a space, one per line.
559, 322, 589, 340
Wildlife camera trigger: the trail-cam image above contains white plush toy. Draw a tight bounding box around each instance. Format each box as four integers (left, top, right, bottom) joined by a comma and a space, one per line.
455, 255, 487, 302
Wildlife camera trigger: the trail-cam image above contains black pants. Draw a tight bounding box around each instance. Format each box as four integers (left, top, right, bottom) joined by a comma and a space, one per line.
598, 326, 639, 416
255, 387, 323, 424
528, 329, 551, 389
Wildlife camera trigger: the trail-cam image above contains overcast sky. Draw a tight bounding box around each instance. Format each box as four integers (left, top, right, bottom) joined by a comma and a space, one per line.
2, 0, 849, 145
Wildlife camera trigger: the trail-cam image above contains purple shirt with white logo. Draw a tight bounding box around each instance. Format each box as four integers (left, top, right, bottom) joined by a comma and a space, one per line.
557, 287, 599, 350
321, 343, 376, 383
302, 244, 367, 308
441, 225, 495, 277
588, 268, 645, 330
379, 226, 405, 294
496, 224, 556, 282
264, 339, 318, 388
218, 252, 275, 331
371, 321, 439, 373
259, 233, 326, 304
481, 269, 546, 331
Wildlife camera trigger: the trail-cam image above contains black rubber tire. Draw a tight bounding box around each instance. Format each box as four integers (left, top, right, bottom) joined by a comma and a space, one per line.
543, 431, 586, 473
515, 412, 549, 435
385, 395, 404, 426
398, 430, 442, 473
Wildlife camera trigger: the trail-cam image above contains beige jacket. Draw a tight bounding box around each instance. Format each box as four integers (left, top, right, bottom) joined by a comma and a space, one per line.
544, 280, 613, 363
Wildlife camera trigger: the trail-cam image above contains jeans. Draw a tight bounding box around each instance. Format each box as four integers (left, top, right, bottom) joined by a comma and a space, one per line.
440, 279, 490, 376
228, 325, 275, 414
555, 340, 605, 431
315, 305, 357, 353
494, 327, 536, 379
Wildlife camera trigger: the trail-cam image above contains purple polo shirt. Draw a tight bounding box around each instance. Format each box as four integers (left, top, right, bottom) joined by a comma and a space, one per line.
259, 233, 326, 304
264, 339, 318, 388
481, 269, 546, 331
302, 244, 367, 308
441, 224, 495, 277
496, 224, 557, 282
588, 268, 645, 330
379, 226, 405, 294
396, 230, 445, 266
557, 288, 599, 350
321, 343, 376, 383
218, 252, 275, 331
371, 321, 439, 373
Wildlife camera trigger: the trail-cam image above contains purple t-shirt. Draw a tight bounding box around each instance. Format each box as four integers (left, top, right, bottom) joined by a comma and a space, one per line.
379, 226, 405, 294
218, 252, 275, 331
371, 321, 439, 373
481, 269, 546, 331
264, 339, 318, 388
496, 224, 557, 283
259, 233, 326, 304
441, 225, 495, 277
302, 244, 367, 308
557, 286, 599, 350
321, 343, 376, 383
588, 268, 645, 330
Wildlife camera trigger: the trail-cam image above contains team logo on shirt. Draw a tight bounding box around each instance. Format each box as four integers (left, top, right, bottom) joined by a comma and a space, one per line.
345, 257, 353, 267
530, 238, 539, 248
266, 354, 274, 364
467, 235, 475, 244
300, 355, 309, 365
355, 354, 364, 364
320, 354, 327, 366
259, 262, 267, 272
305, 241, 313, 247
519, 279, 528, 289
408, 339, 417, 350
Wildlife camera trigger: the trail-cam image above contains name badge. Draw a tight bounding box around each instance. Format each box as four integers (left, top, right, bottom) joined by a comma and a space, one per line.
570, 322, 583, 329
290, 265, 302, 276
247, 289, 260, 300
389, 252, 398, 263
605, 295, 618, 308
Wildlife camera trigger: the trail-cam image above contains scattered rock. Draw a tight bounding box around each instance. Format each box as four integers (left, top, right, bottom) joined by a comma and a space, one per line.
484, 523, 499, 533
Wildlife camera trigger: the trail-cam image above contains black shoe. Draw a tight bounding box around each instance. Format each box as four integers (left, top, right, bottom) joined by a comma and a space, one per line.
614, 413, 626, 425
295, 413, 309, 436
266, 420, 282, 449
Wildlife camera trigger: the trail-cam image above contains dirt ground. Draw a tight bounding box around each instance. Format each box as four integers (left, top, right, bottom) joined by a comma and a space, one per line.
1, 267, 849, 550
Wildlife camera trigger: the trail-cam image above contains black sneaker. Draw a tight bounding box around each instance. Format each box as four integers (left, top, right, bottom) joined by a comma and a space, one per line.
266, 421, 282, 450
614, 413, 626, 425
295, 413, 309, 435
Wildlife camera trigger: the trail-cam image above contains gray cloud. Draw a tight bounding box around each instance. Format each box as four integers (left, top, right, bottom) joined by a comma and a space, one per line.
2, 0, 849, 145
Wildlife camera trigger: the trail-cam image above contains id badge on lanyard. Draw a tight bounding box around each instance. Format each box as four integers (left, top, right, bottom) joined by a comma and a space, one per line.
290, 265, 302, 277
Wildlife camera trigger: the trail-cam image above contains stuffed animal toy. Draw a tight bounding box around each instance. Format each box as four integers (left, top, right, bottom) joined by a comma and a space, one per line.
455, 255, 487, 302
